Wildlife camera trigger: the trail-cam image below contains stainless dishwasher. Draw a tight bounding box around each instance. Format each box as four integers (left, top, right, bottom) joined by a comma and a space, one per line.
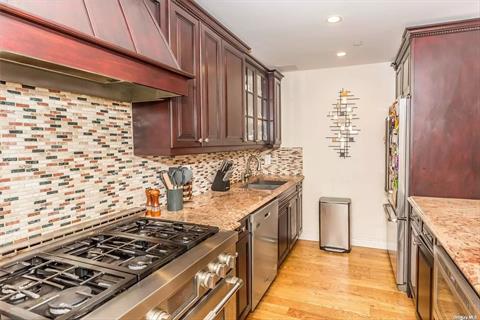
250, 199, 278, 310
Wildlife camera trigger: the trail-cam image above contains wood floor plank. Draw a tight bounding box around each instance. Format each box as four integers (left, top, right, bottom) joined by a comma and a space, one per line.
247, 240, 415, 320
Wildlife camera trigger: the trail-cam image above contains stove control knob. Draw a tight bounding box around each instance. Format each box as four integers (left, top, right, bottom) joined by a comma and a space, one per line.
146, 309, 171, 320
218, 253, 237, 269
208, 262, 229, 278
197, 271, 217, 289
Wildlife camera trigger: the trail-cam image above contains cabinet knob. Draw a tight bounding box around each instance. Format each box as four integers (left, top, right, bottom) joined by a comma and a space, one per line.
204, 138, 209, 143
146, 309, 171, 320
198, 138, 203, 143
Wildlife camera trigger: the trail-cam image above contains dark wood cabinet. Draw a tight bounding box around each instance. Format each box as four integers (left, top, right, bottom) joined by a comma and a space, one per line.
395, 52, 410, 99
245, 60, 268, 144
222, 41, 245, 146
169, 2, 202, 148
236, 219, 251, 320
296, 185, 303, 235
277, 203, 290, 266
130, 0, 284, 155
393, 19, 480, 199
277, 183, 303, 266
268, 70, 283, 147
200, 23, 223, 146
288, 197, 298, 249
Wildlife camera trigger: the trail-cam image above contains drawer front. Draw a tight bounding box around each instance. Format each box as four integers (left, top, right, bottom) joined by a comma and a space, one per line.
410, 208, 422, 230
422, 224, 435, 250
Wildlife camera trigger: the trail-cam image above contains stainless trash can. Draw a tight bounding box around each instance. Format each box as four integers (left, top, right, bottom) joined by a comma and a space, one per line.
319, 197, 351, 253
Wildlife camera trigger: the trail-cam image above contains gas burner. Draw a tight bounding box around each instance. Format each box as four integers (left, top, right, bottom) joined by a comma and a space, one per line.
86, 247, 104, 258
1, 280, 40, 302
109, 219, 219, 250
48, 286, 92, 316
127, 256, 152, 271
48, 234, 186, 279
0, 255, 135, 320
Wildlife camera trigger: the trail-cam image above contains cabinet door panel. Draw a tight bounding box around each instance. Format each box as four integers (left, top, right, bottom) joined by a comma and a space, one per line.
278, 205, 289, 266
200, 24, 223, 146
170, 3, 201, 148
236, 234, 251, 320
222, 42, 245, 145
289, 197, 298, 248
273, 77, 282, 146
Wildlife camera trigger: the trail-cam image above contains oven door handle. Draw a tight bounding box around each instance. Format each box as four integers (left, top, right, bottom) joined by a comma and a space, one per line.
203, 276, 243, 320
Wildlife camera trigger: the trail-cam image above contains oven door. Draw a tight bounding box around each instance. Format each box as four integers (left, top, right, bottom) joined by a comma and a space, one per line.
433, 245, 480, 320
183, 273, 243, 320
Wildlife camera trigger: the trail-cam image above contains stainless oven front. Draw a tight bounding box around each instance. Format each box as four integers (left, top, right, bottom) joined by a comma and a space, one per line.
182, 271, 242, 320
433, 245, 480, 320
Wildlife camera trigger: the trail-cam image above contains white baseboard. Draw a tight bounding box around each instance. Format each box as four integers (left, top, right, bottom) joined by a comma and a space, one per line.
299, 233, 387, 250
351, 239, 387, 250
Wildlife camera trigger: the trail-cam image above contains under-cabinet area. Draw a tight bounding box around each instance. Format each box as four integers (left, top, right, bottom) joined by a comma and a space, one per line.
0, 0, 479, 320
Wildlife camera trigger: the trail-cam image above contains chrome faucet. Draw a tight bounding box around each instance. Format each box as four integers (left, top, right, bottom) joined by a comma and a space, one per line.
242, 155, 262, 183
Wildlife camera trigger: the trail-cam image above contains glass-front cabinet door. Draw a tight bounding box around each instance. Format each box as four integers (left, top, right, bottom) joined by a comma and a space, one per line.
245, 65, 255, 142
245, 63, 268, 144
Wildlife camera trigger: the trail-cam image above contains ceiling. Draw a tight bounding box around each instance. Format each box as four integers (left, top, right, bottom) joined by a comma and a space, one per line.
195, 0, 480, 70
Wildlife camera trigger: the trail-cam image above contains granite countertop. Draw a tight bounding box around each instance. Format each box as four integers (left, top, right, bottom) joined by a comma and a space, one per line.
154, 175, 304, 231
408, 196, 480, 294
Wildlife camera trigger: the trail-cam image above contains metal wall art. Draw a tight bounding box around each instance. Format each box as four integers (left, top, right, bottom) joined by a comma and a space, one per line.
326, 89, 360, 158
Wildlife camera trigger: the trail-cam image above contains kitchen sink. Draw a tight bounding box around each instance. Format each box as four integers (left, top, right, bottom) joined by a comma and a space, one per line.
245, 179, 288, 190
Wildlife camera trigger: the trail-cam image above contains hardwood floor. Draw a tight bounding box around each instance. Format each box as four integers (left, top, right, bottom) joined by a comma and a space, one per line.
247, 240, 415, 320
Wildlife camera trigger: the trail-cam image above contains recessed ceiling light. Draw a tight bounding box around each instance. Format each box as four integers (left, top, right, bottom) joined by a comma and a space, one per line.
327, 15, 343, 23
353, 41, 364, 47
337, 51, 347, 57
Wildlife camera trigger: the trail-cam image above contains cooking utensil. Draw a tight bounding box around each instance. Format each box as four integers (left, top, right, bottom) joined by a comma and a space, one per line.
173, 168, 184, 187
181, 167, 193, 185
161, 171, 174, 190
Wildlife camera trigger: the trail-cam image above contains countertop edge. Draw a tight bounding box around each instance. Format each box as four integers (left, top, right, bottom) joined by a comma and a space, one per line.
408, 196, 480, 296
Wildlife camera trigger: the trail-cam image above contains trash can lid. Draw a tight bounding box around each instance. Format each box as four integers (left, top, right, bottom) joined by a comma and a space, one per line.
319, 197, 351, 204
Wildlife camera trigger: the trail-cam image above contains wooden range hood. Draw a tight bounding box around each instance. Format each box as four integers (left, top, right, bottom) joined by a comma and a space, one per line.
0, 1, 193, 102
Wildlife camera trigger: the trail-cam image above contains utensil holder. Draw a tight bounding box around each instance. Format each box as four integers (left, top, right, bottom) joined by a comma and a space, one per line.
167, 189, 183, 211
183, 182, 193, 202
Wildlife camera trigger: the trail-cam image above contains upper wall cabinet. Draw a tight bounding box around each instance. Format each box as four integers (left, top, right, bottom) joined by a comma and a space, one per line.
392, 18, 480, 199
245, 61, 268, 144
132, 0, 284, 156
268, 70, 283, 148
169, 2, 202, 148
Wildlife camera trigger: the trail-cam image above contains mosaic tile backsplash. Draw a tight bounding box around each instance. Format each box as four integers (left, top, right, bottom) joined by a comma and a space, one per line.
0, 81, 303, 246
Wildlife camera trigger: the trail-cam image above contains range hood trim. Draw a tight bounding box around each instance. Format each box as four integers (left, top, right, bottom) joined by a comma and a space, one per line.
0, 3, 194, 79
0, 3, 193, 102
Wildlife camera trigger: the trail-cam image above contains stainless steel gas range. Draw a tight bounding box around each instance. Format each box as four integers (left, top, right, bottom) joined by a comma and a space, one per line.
0, 210, 240, 320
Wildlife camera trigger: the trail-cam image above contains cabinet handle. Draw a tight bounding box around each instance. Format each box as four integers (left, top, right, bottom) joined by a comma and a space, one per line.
198, 138, 203, 143
204, 138, 209, 143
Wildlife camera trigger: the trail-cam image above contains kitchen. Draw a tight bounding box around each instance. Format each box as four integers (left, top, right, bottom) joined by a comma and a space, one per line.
0, 0, 478, 319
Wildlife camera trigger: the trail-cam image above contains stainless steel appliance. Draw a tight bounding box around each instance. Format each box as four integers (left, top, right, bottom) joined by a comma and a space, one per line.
319, 197, 351, 253
408, 210, 421, 301
433, 245, 480, 320
250, 200, 278, 310
0, 211, 241, 320
384, 97, 411, 291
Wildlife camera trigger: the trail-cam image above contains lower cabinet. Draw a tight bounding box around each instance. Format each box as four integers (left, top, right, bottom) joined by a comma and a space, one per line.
277, 203, 290, 265
236, 182, 303, 319
278, 183, 303, 267
236, 219, 251, 320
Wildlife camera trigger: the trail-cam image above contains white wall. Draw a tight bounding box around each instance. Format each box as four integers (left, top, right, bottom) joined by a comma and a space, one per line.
282, 62, 395, 249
